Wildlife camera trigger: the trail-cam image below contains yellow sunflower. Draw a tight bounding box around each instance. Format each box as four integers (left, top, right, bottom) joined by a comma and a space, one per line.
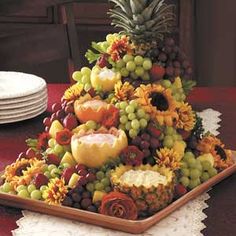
135, 84, 178, 126
2, 158, 46, 190
176, 102, 196, 131
156, 147, 181, 170
43, 178, 68, 205
197, 135, 234, 170
113, 81, 134, 102
63, 83, 84, 101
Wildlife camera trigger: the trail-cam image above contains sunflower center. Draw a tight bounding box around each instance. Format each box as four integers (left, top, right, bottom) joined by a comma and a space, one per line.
15, 163, 31, 176
150, 92, 169, 111
215, 145, 227, 160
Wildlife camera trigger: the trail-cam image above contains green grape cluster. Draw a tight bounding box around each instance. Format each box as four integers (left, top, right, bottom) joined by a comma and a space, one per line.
114, 54, 152, 81
46, 138, 69, 158
179, 152, 218, 189
72, 67, 92, 92
115, 100, 150, 138
161, 126, 183, 148
44, 164, 62, 179
85, 169, 112, 194
160, 79, 186, 102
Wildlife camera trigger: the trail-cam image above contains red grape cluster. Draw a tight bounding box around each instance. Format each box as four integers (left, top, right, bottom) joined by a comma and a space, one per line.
146, 37, 193, 81
43, 101, 78, 132
131, 123, 162, 165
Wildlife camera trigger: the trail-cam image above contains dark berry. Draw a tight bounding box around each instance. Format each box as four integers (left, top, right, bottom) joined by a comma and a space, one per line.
52, 103, 62, 113
82, 191, 91, 199
73, 202, 81, 209
78, 169, 88, 177
43, 117, 51, 127
141, 133, 151, 141
131, 136, 142, 146
150, 138, 160, 149
77, 176, 87, 186
143, 149, 151, 158
81, 198, 92, 210
62, 196, 73, 207
75, 164, 87, 172
86, 173, 96, 182
71, 193, 82, 203
87, 205, 97, 212
140, 141, 150, 149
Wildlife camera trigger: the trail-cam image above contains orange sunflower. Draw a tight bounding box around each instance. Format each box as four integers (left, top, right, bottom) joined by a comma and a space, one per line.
135, 84, 178, 126
197, 134, 234, 170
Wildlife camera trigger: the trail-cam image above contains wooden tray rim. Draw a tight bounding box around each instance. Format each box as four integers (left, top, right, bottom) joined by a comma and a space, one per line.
0, 154, 235, 234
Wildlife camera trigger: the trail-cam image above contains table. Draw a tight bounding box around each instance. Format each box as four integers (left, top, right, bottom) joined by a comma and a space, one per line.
0, 84, 235, 236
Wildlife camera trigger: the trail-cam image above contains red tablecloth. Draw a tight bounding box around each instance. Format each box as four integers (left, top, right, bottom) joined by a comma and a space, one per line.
0, 85, 235, 236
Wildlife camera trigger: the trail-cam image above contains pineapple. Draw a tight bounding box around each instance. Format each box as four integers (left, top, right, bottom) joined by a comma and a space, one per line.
109, 0, 176, 53
110, 164, 175, 216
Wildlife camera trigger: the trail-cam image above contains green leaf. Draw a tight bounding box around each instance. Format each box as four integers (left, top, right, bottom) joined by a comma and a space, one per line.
85, 49, 100, 64
26, 138, 38, 151
182, 79, 197, 95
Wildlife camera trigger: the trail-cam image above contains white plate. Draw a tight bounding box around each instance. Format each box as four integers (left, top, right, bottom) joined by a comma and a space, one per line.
0, 71, 46, 99
0, 105, 47, 124
0, 92, 47, 110
0, 103, 47, 120
0, 98, 47, 116
0, 87, 47, 105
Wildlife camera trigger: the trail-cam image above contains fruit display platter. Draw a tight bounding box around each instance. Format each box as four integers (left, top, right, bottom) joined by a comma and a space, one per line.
0, 0, 235, 234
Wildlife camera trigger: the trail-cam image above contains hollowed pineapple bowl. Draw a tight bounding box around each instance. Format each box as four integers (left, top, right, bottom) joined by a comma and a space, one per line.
71, 127, 128, 168
111, 164, 175, 216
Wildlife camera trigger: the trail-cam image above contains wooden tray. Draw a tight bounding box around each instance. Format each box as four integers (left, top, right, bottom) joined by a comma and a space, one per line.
0, 154, 235, 234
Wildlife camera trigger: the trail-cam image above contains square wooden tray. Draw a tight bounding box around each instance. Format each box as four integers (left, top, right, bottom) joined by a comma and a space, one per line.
0, 153, 235, 234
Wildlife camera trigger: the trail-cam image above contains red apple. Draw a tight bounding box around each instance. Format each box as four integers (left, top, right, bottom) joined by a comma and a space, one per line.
34, 173, 49, 189
61, 167, 76, 184
150, 64, 165, 81
46, 153, 61, 165
63, 114, 78, 130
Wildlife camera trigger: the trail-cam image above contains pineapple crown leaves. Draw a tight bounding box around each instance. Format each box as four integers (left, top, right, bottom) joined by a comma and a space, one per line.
108, 0, 176, 44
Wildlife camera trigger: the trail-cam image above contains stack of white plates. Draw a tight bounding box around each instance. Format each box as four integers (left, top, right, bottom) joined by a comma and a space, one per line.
0, 71, 47, 124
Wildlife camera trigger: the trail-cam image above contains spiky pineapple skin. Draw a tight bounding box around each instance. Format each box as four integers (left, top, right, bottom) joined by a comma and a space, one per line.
111, 165, 175, 216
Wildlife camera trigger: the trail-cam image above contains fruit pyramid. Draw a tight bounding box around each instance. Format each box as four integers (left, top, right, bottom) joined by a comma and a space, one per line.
0, 0, 234, 220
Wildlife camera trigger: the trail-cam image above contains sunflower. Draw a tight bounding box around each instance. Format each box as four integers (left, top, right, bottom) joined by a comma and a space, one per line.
135, 84, 178, 126
2, 158, 46, 190
176, 102, 196, 131
113, 81, 134, 102
107, 35, 133, 61
155, 147, 181, 170
63, 83, 84, 101
197, 135, 234, 170
43, 178, 68, 205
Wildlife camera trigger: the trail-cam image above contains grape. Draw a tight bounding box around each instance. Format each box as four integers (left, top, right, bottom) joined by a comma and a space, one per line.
140, 140, 150, 149
51, 168, 61, 178
31, 190, 42, 200
44, 171, 51, 179
179, 176, 190, 187
86, 173, 96, 182
135, 67, 145, 76
188, 178, 201, 189
126, 61, 136, 72
125, 122, 131, 130
86, 183, 95, 192
132, 136, 142, 146
130, 72, 138, 79
129, 100, 138, 109
54, 144, 64, 155
84, 83, 92, 92
161, 80, 172, 88
52, 103, 62, 113
129, 129, 138, 138
183, 152, 195, 161
81, 74, 90, 84
72, 71, 83, 81
163, 136, 174, 148
105, 170, 111, 178
200, 172, 210, 182
18, 189, 30, 198
141, 133, 151, 141
189, 169, 201, 179
27, 184, 36, 193
2, 182, 13, 193
165, 126, 175, 135
208, 168, 217, 177
123, 54, 134, 63
180, 161, 188, 168
201, 161, 212, 171
125, 105, 135, 114
134, 55, 144, 65
136, 109, 146, 118
142, 71, 150, 80
95, 182, 105, 191
120, 68, 129, 77
81, 67, 91, 76
143, 59, 152, 70
131, 119, 140, 129
128, 113, 136, 120
144, 113, 150, 120
48, 139, 56, 148
195, 160, 203, 172
87, 205, 97, 212
40, 185, 47, 192
120, 101, 128, 110
101, 178, 110, 187
81, 198, 92, 210
139, 119, 148, 128
187, 158, 197, 168
181, 168, 190, 177
96, 171, 105, 180
116, 59, 125, 69
16, 185, 27, 193
86, 120, 97, 130
48, 164, 57, 172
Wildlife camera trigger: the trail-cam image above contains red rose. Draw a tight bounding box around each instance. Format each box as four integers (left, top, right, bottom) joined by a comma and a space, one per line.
100, 192, 138, 220
56, 129, 72, 145
101, 105, 119, 128
37, 132, 50, 151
